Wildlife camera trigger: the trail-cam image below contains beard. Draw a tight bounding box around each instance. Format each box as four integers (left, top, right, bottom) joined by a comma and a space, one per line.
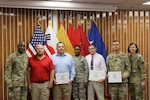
36, 52, 44, 56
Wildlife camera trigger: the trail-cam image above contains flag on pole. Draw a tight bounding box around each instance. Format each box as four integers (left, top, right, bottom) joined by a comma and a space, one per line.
88, 21, 106, 60
26, 25, 54, 58
76, 23, 90, 56
45, 21, 59, 52
67, 21, 80, 47
57, 22, 74, 56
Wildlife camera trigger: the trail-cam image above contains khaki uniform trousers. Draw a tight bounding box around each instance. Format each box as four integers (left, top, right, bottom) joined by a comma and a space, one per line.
88, 81, 104, 100
53, 84, 72, 100
31, 81, 50, 100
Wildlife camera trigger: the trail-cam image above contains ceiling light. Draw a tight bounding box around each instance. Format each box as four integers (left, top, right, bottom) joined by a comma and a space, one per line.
52, 0, 72, 1
143, 1, 150, 5
0, 1, 117, 12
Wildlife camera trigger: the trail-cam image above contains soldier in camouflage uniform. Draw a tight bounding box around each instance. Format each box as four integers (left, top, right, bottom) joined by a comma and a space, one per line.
106, 40, 131, 100
128, 43, 146, 100
72, 45, 89, 100
5, 41, 28, 100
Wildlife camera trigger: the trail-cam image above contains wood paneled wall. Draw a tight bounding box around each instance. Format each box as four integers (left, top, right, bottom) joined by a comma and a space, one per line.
0, 7, 149, 100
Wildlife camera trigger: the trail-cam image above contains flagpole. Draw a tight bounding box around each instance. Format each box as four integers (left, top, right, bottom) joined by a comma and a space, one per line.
48, 13, 52, 26
37, 13, 41, 26
68, 12, 72, 24
92, 14, 96, 25
77, 14, 81, 25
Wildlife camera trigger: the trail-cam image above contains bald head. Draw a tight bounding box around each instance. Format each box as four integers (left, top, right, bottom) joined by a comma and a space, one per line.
18, 41, 25, 54
36, 44, 44, 56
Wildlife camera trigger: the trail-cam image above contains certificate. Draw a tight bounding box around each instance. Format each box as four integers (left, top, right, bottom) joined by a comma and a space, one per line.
56, 73, 69, 84
108, 71, 122, 83
89, 70, 106, 81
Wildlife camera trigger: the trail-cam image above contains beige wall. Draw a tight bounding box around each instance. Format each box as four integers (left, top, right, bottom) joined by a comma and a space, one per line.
0, 8, 149, 100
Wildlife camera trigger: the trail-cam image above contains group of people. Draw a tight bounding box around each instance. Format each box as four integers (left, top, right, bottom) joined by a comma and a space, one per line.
5, 40, 146, 100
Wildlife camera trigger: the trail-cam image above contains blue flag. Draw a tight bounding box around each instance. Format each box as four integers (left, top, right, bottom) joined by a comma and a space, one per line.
88, 22, 107, 60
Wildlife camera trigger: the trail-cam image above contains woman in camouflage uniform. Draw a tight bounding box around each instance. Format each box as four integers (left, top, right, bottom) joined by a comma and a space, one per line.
72, 45, 89, 100
128, 43, 146, 100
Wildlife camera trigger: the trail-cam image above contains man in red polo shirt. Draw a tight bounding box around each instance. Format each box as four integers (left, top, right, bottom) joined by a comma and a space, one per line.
27, 44, 54, 100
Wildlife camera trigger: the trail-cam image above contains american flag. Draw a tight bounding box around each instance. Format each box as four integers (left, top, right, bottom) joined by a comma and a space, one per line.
26, 25, 54, 58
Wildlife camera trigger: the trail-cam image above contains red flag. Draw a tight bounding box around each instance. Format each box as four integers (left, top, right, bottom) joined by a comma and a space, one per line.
67, 22, 80, 48
76, 23, 90, 56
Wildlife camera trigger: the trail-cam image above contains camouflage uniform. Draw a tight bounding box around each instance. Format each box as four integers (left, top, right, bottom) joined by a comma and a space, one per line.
5, 52, 28, 100
72, 56, 89, 100
106, 52, 131, 100
129, 53, 145, 100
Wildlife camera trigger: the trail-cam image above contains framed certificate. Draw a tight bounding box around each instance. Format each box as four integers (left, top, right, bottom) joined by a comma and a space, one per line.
108, 71, 122, 83
55, 73, 69, 84
89, 70, 106, 81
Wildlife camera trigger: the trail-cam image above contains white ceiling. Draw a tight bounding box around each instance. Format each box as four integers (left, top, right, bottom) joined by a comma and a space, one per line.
0, 0, 150, 10
71, 0, 150, 10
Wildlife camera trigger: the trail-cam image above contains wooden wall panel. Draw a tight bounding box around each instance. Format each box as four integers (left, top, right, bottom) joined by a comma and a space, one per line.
0, 7, 3, 100
0, 7, 149, 100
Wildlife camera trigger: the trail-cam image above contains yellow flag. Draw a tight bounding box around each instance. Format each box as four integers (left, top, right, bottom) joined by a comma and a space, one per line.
57, 23, 74, 56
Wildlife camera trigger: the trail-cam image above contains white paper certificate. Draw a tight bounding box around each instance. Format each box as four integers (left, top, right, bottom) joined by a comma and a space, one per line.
108, 71, 122, 83
89, 70, 106, 81
56, 73, 69, 84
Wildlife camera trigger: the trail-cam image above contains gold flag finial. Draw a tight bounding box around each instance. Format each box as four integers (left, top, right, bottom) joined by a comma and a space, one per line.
48, 13, 53, 27
37, 14, 41, 26
92, 14, 96, 23
68, 13, 72, 24
60, 14, 64, 23
77, 14, 81, 25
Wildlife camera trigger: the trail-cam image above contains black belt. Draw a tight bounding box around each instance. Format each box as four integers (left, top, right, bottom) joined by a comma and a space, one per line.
34, 80, 49, 83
